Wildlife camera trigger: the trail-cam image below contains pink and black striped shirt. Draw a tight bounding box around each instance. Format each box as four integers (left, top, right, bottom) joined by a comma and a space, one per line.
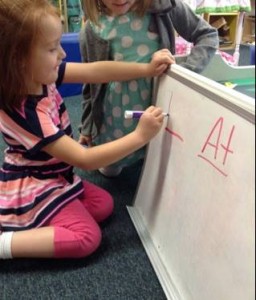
0, 63, 84, 231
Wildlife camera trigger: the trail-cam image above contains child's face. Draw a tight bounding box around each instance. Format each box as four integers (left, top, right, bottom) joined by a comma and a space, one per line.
27, 14, 66, 94
101, 0, 136, 16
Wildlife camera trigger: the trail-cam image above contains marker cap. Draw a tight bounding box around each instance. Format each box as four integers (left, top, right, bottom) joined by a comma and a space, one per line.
124, 111, 134, 119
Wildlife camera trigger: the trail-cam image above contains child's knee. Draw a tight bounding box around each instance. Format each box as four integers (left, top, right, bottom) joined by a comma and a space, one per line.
90, 189, 114, 223
82, 181, 114, 222
98, 190, 114, 222
74, 226, 102, 258
54, 224, 102, 258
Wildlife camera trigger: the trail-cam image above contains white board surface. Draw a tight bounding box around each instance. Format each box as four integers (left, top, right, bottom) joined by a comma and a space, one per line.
128, 64, 255, 300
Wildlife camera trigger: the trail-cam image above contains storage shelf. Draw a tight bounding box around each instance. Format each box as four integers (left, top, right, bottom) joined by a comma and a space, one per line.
203, 12, 239, 50
242, 15, 255, 43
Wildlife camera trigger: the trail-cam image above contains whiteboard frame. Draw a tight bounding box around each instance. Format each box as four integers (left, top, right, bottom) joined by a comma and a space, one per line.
163, 64, 255, 123
127, 206, 182, 300
128, 64, 255, 300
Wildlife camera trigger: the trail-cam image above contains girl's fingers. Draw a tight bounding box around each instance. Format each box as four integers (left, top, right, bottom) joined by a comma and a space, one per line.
159, 49, 176, 62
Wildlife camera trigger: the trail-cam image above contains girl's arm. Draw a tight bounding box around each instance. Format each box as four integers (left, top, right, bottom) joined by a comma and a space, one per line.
43, 106, 164, 170
170, 1, 218, 73
62, 49, 174, 84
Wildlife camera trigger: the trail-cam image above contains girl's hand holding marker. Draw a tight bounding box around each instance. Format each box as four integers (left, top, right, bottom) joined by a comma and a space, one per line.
133, 106, 167, 143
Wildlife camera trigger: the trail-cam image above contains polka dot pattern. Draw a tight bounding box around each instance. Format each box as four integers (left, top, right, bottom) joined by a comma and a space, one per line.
137, 45, 150, 57
92, 12, 160, 168
122, 36, 133, 48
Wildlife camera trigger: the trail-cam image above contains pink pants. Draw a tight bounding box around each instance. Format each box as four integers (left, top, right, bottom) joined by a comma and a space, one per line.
47, 181, 114, 258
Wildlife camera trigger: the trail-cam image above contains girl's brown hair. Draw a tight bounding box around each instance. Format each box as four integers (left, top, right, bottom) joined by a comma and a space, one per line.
83, 0, 152, 25
0, 0, 60, 111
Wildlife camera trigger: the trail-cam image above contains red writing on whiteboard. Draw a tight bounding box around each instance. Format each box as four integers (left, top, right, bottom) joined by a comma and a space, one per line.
198, 117, 235, 177
165, 127, 184, 142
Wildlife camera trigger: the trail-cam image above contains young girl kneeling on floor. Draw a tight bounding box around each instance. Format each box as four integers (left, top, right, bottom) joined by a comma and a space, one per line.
0, 0, 173, 259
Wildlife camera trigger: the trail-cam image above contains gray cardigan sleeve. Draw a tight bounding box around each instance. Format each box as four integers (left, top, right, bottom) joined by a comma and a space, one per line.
170, 1, 219, 73
78, 25, 94, 137
78, 23, 110, 138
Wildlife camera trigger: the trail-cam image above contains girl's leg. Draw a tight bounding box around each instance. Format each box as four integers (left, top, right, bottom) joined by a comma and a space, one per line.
1, 182, 114, 259
49, 199, 102, 258
2, 199, 101, 259
2, 226, 55, 258
50, 181, 114, 258
79, 181, 114, 223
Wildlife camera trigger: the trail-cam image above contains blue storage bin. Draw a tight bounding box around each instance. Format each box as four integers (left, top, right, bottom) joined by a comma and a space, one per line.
58, 32, 83, 97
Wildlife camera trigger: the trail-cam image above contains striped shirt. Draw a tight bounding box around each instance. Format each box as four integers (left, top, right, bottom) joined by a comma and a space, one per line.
0, 63, 84, 231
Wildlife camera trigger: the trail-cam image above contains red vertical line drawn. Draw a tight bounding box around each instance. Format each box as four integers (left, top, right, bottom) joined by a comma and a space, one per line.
198, 154, 228, 177
199, 117, 235, 177
165, 127, 184, 142
201, 117, 224, 159
163, 93, 184, 142
221, 125, 235, 165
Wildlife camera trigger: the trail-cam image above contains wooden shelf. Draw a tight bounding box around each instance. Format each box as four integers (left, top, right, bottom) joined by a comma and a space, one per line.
242, 15, 255, 43
203, 12, 239, 50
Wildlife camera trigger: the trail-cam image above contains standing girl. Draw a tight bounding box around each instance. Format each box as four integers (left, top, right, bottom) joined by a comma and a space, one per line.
79, 0, 219, 177
0, 0, 172, 259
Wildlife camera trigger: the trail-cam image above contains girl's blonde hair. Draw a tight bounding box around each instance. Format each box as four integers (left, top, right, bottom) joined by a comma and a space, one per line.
83, 0, 152, 25
0, 0, 60, 111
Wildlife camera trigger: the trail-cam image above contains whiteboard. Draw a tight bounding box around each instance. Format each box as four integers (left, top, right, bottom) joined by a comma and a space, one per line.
128, 64, 255, 300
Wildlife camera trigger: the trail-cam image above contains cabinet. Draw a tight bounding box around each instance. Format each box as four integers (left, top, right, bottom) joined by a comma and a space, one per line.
203, 12, 239, 50
242, 15, 255, 43
242, 0, 255, 43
